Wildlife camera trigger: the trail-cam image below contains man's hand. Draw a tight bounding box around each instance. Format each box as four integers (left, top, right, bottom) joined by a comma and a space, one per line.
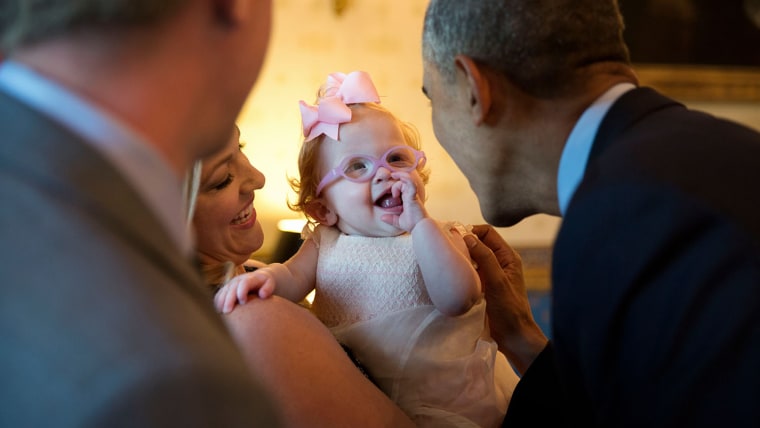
465, 224, 548, 374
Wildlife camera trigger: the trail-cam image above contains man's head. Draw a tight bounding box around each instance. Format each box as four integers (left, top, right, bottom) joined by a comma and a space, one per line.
0, 1, 186, 53
422, 0, 630, 97
421, 0, 632, 226
1, 0, 273, 175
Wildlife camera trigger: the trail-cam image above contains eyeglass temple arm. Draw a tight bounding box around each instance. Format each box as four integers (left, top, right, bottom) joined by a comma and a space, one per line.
316, 170, 341, 196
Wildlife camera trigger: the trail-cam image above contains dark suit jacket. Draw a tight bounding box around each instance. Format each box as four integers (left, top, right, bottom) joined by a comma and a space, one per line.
0, 92, 280, 426
505, 88, 760, 427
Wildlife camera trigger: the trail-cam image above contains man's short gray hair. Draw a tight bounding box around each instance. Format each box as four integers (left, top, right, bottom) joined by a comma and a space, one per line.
422, 0, 630, 97
0, 0, 187, 53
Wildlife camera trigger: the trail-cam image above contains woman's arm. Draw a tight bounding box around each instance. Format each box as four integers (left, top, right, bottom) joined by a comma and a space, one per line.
224, 296, 415, 428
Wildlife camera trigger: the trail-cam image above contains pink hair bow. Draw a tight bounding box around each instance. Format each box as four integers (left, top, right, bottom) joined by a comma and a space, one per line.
299, 71, 381, 142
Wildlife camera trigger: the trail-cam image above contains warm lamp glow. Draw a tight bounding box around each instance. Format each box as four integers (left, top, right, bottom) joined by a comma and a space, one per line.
305, 290, 316, 305
277, 218, 307, 234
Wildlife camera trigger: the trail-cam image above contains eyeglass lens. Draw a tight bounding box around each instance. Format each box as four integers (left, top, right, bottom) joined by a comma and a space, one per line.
341, 146, 419, 181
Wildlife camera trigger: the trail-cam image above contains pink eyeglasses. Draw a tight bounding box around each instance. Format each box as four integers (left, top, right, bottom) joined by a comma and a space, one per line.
316, 146, 426, 195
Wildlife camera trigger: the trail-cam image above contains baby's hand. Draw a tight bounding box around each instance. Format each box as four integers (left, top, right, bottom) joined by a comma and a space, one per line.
213, 270, 276, 314
381, 172, 428, 232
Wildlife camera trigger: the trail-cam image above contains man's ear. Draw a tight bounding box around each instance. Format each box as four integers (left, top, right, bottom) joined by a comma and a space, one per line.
454, 55, 492, 125
304, 199, 338, 226
213, 0, 249, 26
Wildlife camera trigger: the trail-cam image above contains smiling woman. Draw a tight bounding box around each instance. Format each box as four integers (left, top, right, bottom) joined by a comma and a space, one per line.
185, 123, 418, 428
191, 125, 267, 288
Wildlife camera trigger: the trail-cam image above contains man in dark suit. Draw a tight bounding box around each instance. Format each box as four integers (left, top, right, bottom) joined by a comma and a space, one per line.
0, 0, 281, 426
422, 0, 760, 426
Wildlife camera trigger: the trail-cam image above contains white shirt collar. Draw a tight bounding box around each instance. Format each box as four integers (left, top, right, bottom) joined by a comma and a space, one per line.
557, 83, 636, 215
0, 60, 193, 255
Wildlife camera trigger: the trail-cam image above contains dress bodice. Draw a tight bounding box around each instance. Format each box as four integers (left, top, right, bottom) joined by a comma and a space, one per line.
307, 225, 518, 427
311, 226, 433, 327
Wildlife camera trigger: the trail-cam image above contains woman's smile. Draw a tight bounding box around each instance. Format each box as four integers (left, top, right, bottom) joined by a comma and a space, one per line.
231, 200, 255, 227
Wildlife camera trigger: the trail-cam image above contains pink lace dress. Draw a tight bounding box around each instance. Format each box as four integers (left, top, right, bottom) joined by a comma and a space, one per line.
308, 224, 519, 428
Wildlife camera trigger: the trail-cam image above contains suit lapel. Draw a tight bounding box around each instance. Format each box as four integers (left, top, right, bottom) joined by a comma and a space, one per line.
0, 92, 209, 301
589, 87, 683, 162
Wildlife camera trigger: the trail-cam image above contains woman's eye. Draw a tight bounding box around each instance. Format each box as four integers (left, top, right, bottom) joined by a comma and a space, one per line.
213, 174, 234, 190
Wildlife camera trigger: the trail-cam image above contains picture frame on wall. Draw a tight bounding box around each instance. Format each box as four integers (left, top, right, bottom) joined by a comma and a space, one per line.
620, 0, 760, 102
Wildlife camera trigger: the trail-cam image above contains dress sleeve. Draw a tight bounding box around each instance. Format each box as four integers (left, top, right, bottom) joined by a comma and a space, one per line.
441, 220, 474, 237
300, 223, 321, 247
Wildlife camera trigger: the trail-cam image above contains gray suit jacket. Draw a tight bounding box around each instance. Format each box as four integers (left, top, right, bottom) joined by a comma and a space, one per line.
0, 91, 280, 427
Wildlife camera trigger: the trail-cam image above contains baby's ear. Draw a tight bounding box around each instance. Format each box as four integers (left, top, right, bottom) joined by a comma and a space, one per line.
305, 199, 338, 226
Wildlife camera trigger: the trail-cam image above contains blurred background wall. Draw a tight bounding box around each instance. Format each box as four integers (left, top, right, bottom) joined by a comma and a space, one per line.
236, 0, 760, 282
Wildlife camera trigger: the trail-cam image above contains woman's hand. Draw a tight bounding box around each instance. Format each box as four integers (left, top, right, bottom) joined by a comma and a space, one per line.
465, 224, 548, 375
214, 270, 276, 314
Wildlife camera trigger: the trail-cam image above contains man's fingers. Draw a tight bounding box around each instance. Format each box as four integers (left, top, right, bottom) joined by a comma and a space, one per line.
464, 233, 498, 267
464, 232, 510, 290
471, 224, 522, 270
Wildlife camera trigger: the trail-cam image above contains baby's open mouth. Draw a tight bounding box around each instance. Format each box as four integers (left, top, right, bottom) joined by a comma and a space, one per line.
375, 191, 402, 209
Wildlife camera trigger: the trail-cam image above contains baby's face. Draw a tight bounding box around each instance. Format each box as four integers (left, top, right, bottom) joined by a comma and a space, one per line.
317, 106, 426, 237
